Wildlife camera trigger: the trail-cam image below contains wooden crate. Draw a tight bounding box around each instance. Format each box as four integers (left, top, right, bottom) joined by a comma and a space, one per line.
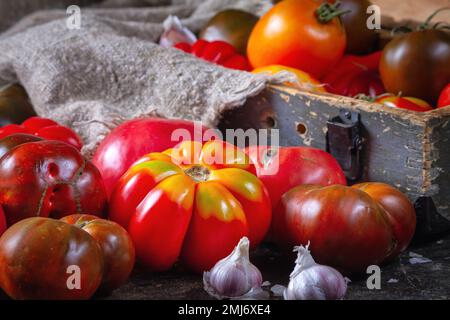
218, 86, 450, 239
218, 0, 450, 239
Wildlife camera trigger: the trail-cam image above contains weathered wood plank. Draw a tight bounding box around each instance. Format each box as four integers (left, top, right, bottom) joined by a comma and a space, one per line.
218, 85, 450, 235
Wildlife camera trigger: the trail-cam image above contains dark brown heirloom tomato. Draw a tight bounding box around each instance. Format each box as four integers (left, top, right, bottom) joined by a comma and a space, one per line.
339, 0, 379, 55
0, 133, 42, 159
0, 84, 36, 127
352, 183, 416, 260
0, 140, 107, 226
275, 183, 415, 274
0, 217, 104, 300
199, 9, 259, 55
380, 29, 450, 105
61, 214, 135, 294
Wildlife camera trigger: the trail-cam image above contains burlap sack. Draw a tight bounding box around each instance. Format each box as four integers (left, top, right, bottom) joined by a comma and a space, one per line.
0, 0, 287, 156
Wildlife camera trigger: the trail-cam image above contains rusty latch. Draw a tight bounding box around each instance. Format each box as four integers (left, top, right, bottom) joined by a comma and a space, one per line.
326, 109, 363, 182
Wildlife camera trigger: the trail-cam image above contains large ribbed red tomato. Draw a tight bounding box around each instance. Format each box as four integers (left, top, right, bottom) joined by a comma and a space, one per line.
247, 0, 347, 78
274, 183, 416, 274
93, 117, 207, 197
110, 140, 271, 273
245, 145, 346, 209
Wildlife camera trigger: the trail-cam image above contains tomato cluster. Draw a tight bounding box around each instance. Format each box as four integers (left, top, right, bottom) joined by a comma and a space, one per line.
0, 113, 418, 298
0, 215, 134, 299
182, 0, 450, 110
1, 0, 437, 299
0, 116, 83, 150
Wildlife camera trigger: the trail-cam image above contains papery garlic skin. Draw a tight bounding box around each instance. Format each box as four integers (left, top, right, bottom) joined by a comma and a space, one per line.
284, 244, 348, 300
203, 237, 264, 299
159, 15, 197, 48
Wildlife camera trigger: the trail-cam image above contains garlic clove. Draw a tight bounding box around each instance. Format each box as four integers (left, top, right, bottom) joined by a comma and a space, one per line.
284, 244, 348, 300
159, 15, 197, 48
203, 237, 268, 300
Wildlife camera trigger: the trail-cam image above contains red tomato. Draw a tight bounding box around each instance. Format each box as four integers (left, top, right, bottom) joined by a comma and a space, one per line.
93, 117, 207, 197
61, 214, 135, 294
109, 140, 271, 273
376, 95, 433, 112
0, 206, 6, 236
437, 84, 450, 108
0, 140, 107, 226
274, 183, 415, 274
0, 217, 104, 299
0, 116, 82, 150
247, 0, 347, 78
22, 117, 58, 132
175, 40, 251, 71
245, 145, 346, 209
0, 133, 43, 159
323, 52, 385, 98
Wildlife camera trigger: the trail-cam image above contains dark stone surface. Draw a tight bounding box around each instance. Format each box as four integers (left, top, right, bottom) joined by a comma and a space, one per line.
102, 234, 450, 300
0, 234, 448, 300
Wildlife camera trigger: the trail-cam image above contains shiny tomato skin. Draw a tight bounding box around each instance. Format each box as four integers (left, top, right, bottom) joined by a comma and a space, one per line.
35, 125, 83, 150
0, 124, 25, 138
61, 214, 135, 293
0, 206, 5, 236
353, 183, 416, 260
93, 117, 207, 198
252, 65, 327, 93
339, 0, 379, 55
176, 40, 251, 71
247, 0, 346, 78
0, 140, 107, 226
345, 71, 385, 98
199, 9, 259, 55
322, 51, 385, 97
0, 133, 43, 159
0, 117, 83, 150
110, 141, 271, 273
128, 174, 195, 272
437, 83, 450, 108
22, 117, 58, 132
376, 95, 433, 112
245, 145, 346, 209
380, 29, 450, 105
276, 184, 396, 274
0, 217, 104, 300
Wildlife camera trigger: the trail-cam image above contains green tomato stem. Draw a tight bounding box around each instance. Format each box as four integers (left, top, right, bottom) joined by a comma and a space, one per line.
315, 1, 351, 24
418, 7, 450, 30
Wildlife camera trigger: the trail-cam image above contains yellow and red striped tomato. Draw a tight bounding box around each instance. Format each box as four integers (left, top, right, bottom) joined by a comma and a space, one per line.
109, 140, 271, 273
252, 65, 327, 93
376, 95, 433, 112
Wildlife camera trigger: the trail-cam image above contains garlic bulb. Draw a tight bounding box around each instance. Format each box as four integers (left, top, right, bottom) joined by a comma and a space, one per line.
284, 244, 348, 300
159, 15, 197, 48
203, 237, 267, 299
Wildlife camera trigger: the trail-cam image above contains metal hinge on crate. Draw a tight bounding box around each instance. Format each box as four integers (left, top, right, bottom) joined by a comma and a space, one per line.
326, 110, 363, 182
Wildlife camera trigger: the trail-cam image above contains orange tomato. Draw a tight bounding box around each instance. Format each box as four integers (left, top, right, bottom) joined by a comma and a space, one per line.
252, 65, 327, 93
247, 0, 347, 78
